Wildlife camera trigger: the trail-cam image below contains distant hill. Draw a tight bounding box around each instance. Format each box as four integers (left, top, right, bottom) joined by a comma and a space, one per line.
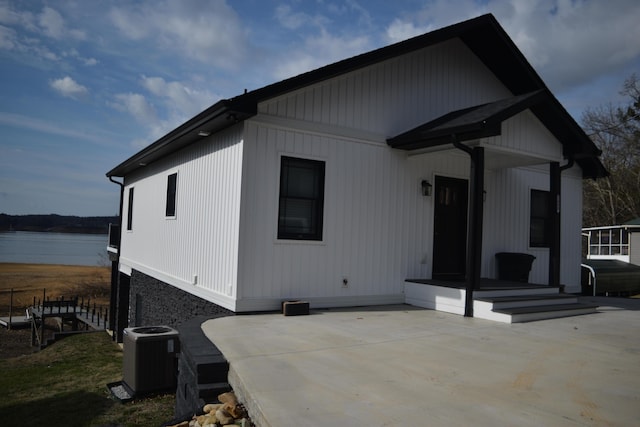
0, 214, 118, 234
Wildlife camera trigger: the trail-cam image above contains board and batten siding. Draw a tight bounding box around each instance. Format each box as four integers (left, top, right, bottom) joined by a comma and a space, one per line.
483, 110, 563, 164
119, 125, 244, 310
258, 38, 511, 139
482, 165, 584, 290
236, 121, 412, 311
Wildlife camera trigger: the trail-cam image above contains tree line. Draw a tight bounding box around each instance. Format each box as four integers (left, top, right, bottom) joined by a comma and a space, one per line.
582, 73, 640, 227
0, 214, 118, 234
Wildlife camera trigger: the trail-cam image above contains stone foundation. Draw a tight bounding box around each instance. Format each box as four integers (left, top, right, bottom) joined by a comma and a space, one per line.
129, 269, 234, 328
122, 270, 234, 418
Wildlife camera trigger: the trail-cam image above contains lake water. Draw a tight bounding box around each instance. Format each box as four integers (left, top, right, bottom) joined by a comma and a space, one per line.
0, 231, 108, 266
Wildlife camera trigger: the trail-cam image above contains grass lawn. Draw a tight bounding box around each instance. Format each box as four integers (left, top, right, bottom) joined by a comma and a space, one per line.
0, 331, 175, 426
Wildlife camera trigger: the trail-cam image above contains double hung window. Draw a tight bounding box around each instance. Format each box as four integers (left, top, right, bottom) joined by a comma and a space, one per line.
166, 173, 178, 217
277, 156, 325, 241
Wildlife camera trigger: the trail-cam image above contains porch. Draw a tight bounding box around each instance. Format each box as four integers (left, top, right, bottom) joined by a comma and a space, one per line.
404, 278, 598, 323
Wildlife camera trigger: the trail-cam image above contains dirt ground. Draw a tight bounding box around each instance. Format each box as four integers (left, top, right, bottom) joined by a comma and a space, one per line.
0, 263, 111, 359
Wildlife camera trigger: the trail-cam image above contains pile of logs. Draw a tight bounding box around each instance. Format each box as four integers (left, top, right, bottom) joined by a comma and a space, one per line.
169, 392, 252, 427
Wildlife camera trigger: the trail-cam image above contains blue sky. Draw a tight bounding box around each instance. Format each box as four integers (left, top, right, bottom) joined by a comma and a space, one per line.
1, 0, 639, 216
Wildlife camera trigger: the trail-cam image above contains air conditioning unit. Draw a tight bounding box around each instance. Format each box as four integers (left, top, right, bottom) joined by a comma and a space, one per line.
122, 326, 180, 395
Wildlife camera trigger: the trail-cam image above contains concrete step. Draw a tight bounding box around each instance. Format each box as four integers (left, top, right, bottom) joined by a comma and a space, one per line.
480, 302, 599, 323
475, 293, 578, 310
474, 286, 561, 298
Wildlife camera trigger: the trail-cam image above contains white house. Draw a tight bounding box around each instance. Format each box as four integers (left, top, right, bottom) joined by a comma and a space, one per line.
106, 14, 606, 335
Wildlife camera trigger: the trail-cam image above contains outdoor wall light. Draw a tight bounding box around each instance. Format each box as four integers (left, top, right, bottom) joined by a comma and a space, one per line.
421, 179, 432, 197
197, 130, 211, 137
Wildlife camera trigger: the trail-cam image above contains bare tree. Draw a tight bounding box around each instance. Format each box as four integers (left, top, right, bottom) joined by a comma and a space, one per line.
582, 73, 640, 227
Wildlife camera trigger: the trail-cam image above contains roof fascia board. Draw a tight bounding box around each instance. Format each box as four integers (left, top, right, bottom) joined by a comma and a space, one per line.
106, 100, 237, 177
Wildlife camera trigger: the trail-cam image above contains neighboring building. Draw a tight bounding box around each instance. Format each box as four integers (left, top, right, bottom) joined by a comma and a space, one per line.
581, 219, 640, 296
583, 219, 640, 265
106, 14, 606, 336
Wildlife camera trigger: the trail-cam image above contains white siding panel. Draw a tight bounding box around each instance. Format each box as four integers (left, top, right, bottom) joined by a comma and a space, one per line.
484, 111, 562, 161
120, 125, 244, 309
259, 39, 510, 137
237, 122, 411, 306
483, 165, 583, 287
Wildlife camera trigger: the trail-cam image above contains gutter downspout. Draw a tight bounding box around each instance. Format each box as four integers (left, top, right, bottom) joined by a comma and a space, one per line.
452, 136, 485, 317
108, 176, 124, 338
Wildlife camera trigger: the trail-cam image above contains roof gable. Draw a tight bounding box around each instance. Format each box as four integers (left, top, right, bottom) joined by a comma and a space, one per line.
107, 14, 606, 179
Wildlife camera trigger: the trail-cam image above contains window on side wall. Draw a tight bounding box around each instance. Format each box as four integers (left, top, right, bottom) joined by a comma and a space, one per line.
530, 189, 550, 247
165, 172, 177, 217
127, 187, 134, 231
278, 156, 325, 241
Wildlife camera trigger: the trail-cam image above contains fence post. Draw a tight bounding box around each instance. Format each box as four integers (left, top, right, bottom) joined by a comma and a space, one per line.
8, 288, 13, 331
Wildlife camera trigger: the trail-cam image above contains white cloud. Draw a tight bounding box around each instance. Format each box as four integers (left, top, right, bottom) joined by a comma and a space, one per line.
385, 19, 432, 43
111, 93, 157, 124
38, 7, 65, 39
111, 76, 221, 149
141, 76, 217, 117
109, 0, 248, 68
275, 4, 327, 30
272, 29, 371, 80
0, 112, 113, 146
37, 6, 85, 40
0, 24, 16, 49
0, 2, 37, 30
62, 48, 98, 66
380, 0, 640, 95
49, 76, 88, 99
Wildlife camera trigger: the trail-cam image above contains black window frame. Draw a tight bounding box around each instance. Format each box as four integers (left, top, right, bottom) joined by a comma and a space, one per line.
530, 189, 550, 248
126, 187, 134, 231
165, 172, 178, 217
277, 156, 325, 241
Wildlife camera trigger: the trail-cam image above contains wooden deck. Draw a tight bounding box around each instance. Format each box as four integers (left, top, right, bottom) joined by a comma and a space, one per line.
0, 314, 31, 329
28, 297, 109, 348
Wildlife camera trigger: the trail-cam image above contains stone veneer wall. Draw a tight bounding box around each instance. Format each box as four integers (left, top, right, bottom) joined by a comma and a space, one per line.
129, 269, 234, 328
127, 269, 234, 419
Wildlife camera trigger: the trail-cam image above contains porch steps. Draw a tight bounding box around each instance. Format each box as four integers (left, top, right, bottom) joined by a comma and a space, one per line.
488, 302, 599, 323
473, 290, 598, 323
404, 280, 599, 323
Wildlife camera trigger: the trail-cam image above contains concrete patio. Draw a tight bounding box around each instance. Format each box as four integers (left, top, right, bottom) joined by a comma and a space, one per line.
201, 296, 640, 426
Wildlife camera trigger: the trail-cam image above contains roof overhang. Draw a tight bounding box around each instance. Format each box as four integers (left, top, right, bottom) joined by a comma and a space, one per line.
388, 90, 547, 149
387, 90, 608, 179
106, 99, 255, 178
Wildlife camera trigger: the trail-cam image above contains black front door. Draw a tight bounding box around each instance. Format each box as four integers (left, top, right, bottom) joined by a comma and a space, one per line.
432, 176, 468, 280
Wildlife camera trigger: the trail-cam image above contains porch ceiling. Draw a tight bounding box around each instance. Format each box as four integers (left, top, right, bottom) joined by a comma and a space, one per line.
387, 90, 608, 179
408, 144, 559, 171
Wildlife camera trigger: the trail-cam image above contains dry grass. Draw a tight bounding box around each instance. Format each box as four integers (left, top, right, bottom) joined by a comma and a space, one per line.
0, 263, 110, 315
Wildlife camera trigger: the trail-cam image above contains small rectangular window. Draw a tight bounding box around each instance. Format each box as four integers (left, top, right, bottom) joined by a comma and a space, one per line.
127, 187, 134, 231
278, 156, 325, 241
530, 189, 549, 247
166, 173, 177, 217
